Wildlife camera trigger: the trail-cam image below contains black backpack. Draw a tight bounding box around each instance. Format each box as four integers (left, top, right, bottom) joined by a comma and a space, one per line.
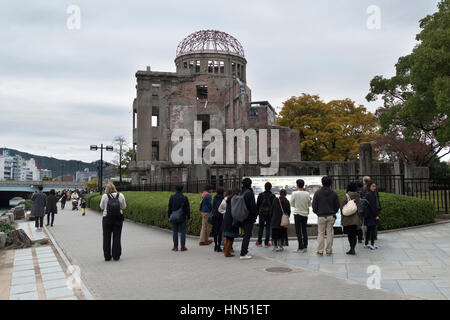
259, 193, 272, 219
107, 193, 121, 219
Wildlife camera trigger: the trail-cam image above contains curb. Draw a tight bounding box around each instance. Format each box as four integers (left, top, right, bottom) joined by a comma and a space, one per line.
44, 225, 95, 300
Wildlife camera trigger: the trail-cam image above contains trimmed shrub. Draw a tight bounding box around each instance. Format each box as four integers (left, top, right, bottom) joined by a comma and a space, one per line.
0, 221, 16, 246
18, 200, 32, 211
335, 190, 436, 230
86, 191, 204, 236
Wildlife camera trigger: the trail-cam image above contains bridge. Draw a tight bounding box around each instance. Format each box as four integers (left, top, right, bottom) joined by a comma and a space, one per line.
0, 180, 86, 206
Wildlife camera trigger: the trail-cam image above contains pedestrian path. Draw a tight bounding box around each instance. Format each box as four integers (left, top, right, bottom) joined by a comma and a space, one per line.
252, 222, 450, 300
0, 221, 86, 300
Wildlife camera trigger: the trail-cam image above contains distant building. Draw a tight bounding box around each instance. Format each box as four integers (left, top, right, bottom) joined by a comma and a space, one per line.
0, 150, 40, 181
40, 169, 52, 180
76, 168, 97, 182
58, 175, 74, 182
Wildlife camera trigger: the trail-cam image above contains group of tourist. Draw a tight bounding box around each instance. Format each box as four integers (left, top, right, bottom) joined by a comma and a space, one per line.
167, 175, 381, 259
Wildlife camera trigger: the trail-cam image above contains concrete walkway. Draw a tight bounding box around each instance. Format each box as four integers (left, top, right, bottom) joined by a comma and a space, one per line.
45, 206, 409, 300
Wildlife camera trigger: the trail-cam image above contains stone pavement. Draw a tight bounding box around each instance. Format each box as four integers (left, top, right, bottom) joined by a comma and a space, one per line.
45, 206, 409, 300
0, 221, 86, 300
252, 222, 450, 300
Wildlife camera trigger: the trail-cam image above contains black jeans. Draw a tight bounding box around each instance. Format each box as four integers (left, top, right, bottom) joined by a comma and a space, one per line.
346, 225, 358, 250
240, 221, 254, 256
212, 216, 223, 247
365, 225, 376, 246
294, 215, 308, 249
46, 212, 55, 226
35, 216, 43, 228
102, 216, 123, 260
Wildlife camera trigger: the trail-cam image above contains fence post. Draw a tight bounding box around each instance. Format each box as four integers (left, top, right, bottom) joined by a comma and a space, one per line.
445, 182, 448, 215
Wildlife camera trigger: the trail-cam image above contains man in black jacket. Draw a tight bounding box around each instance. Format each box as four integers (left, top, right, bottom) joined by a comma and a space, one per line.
256, 182, 276, 248
312, 176, 340, 256
168, 185, 191, 251
239, 178, 257, 260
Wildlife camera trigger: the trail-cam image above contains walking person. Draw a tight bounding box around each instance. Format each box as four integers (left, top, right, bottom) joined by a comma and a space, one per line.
45, 189, 58, 227
99, 182, 127, 261
290, 179, 311, 253
168, 185, 191, 252
80, 198, 87, 216
212, 187, 225, 252
363, 181, 380, 250
340, 182, 361, 255
60, 191, 67, 210
31, 185, 47, 232
199, 185, 213, 246
236, 178, 258, 260
270, 189, 291, 252
222, 189, 240, 257
256, 182, 276, 248
312, 176, 340, 256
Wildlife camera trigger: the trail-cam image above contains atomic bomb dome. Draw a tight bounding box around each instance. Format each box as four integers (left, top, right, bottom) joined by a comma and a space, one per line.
176, 29, 245, 59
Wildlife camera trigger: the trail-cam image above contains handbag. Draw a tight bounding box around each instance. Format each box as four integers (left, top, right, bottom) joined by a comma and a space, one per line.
279, 198, 290, 228
342, 194, 357, 217
169, 197, 185, 224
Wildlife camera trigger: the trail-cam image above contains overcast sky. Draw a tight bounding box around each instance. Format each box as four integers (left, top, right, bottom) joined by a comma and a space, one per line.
0, 0, 442, 164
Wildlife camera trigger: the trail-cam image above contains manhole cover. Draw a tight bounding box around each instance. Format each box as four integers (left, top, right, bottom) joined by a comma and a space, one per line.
265, 267, 292, 273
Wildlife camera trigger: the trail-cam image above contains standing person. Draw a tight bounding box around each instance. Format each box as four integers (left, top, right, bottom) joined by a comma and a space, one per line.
99, 182, 127, 261
31, 185, 47, 232
222, 189, 240, 257
60, 191, 67, 210
212, 187, 225, 252
45, 189, 58, 227
236, 178, 258, 260
80, 198, 87, 216
199, 185, 213, 246
340, 182, 361, 255
290, 179, 311, 253
362, 176, 381, 241
270, 189, 291, 252
168, 185, 191, 252
363, 181, 380, 250
312, 176, 340, 256
72, 190, 79, 211
256, 182, 276, 248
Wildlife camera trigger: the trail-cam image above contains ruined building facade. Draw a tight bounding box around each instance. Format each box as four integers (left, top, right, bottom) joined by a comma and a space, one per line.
130, 30, 301, 185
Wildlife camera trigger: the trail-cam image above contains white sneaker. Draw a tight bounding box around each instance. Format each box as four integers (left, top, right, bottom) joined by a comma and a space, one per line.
369, 245, 375, 250
302, 248, 308, 253
240, 255, 253, 260
373, 244, 379, 249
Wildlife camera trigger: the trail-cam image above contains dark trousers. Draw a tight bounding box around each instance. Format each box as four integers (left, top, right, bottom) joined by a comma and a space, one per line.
172, 220, 186, 248
212, 216, 223, 247
240, 221, 254, 256
294, 215, 308, 249
272, 228, 286, 246
61, 201, 66, 210
102, 217, 123, 260
257, 215, 271, 245
346, 225, 358, 250
46, 213, 55, 226
365, 225, 376, 246
357, 228, 363, 241
35, 216, 43, 228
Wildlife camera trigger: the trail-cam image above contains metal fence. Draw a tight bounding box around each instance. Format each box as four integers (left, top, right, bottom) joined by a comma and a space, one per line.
119, 175, 450, 215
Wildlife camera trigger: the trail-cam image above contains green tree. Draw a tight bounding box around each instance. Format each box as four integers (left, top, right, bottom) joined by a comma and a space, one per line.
277, 94, 378, 161
367, 0, 450, 159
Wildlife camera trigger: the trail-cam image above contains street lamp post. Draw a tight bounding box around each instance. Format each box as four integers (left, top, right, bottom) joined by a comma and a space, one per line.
90, 144, 113, 194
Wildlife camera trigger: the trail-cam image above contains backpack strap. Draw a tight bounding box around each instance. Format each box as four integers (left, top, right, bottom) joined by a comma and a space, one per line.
115, 193, 120, 199
278, 197, 286, 215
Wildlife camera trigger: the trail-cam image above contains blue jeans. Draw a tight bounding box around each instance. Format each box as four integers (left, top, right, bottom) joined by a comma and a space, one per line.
172, 220, 186, 248
257, 215, 271, 245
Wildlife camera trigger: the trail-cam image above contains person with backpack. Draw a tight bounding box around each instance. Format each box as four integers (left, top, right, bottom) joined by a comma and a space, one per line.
99, 182, 127, 261
270, 189, 291, 252
312, 176, 340, 256
256, 182, 276, 248
290, 179, 311, 253
199, 185, 213, 246
222, 189, 240, 257
362, 181, 380, 250
231, 178, 257, 260
340, 182, 361, 255
211, 187, 225, 252
168, 185, 191, 252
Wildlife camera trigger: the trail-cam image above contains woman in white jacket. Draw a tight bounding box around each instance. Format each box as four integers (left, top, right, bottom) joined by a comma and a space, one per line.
99, 182, 127, 261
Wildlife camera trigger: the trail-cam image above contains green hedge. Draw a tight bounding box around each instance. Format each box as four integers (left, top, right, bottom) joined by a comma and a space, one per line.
0, 221, 16, 246
335, 190, 436, 230
18, 200, 32, 211
86, 191, 204, 236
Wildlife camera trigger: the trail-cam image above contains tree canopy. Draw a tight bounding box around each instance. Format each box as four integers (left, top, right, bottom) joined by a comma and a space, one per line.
366, 0, 450, 164
277, 94, 378, 161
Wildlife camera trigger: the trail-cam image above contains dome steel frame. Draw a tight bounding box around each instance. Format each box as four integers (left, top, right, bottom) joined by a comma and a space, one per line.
176, 30, 245, 59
